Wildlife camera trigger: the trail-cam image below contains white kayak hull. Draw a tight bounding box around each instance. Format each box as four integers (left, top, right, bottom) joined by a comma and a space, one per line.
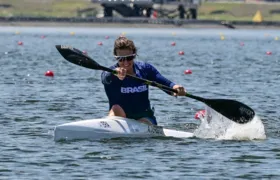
54, 116, 193, 141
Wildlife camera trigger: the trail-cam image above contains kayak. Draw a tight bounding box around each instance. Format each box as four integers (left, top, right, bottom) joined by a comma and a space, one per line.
54, 116, 194, 141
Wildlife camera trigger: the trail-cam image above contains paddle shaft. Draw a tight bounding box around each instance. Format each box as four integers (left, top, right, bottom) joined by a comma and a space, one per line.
100, 64, 206, 102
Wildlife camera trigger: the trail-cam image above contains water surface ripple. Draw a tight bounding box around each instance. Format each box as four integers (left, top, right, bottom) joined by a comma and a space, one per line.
0, 27, 279, 179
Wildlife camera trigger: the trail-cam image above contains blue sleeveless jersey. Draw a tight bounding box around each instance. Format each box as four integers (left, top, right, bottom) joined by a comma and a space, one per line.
101, 61, 175, 114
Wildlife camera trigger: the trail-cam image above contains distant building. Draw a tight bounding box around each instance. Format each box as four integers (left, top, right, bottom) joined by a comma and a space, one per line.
91, 0, 200, 19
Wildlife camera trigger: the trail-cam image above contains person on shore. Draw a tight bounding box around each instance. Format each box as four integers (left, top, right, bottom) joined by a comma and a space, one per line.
101, 36, 186, 125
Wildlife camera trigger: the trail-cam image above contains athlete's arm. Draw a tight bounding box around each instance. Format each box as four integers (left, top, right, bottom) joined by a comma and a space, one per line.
101, 71, 121, 108
146, 63, 186, 96
145, 63, 175, 95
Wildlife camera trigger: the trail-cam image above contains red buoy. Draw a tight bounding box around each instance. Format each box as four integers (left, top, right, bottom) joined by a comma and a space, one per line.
184, 69, 192, 74
266, 51, 272, 55
179, 51, 184, 55
98, 42, 103, 46
17, 41, 23, 45
195, 110, 206, 120
171, 42, 176, 46
45, 70, 54, 77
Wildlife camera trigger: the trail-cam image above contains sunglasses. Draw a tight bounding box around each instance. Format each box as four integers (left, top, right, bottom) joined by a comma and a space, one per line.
114, 54, 136, 62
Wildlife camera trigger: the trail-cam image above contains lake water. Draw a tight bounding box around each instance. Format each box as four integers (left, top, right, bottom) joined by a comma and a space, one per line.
1, 26, 280, 179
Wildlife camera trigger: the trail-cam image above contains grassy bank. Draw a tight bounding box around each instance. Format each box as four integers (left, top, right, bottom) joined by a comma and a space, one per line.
0, 0, 97, 17
1, 0, 280, 21
199, 2, 280, 21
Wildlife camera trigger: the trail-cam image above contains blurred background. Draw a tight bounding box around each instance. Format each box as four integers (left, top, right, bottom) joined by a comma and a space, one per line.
1, 0, 280, 22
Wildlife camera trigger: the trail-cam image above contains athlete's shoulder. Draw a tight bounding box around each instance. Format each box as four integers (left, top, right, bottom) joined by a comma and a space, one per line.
134, 61, 154, 69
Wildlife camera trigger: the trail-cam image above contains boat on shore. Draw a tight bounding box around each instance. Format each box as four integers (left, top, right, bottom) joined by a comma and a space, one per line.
54, 116, 194, 141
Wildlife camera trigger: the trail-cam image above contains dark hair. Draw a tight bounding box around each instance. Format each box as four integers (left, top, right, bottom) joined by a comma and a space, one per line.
113, 36, 137, 55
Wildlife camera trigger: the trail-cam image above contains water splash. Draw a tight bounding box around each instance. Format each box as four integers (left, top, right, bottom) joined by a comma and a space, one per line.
193, 106, 266, 140
220, 115, 266, 140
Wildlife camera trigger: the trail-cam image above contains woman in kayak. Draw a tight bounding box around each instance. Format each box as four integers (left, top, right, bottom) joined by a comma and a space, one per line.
101, 36, 186, 125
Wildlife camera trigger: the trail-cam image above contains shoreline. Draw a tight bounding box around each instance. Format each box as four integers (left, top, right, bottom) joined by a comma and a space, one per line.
0, 21, 228, 29
2, 22, 280, 30
1, 17, 280, 29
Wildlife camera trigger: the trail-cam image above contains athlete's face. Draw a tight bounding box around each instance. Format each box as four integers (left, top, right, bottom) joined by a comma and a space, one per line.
115, 49, 135, 73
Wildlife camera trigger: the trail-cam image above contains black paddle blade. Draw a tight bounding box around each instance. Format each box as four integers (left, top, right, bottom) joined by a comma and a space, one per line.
55, 45, 102, 70
205, 99, 255, 124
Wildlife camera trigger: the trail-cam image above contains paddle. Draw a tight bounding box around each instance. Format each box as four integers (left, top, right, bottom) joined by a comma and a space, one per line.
55, 45, 255, 124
